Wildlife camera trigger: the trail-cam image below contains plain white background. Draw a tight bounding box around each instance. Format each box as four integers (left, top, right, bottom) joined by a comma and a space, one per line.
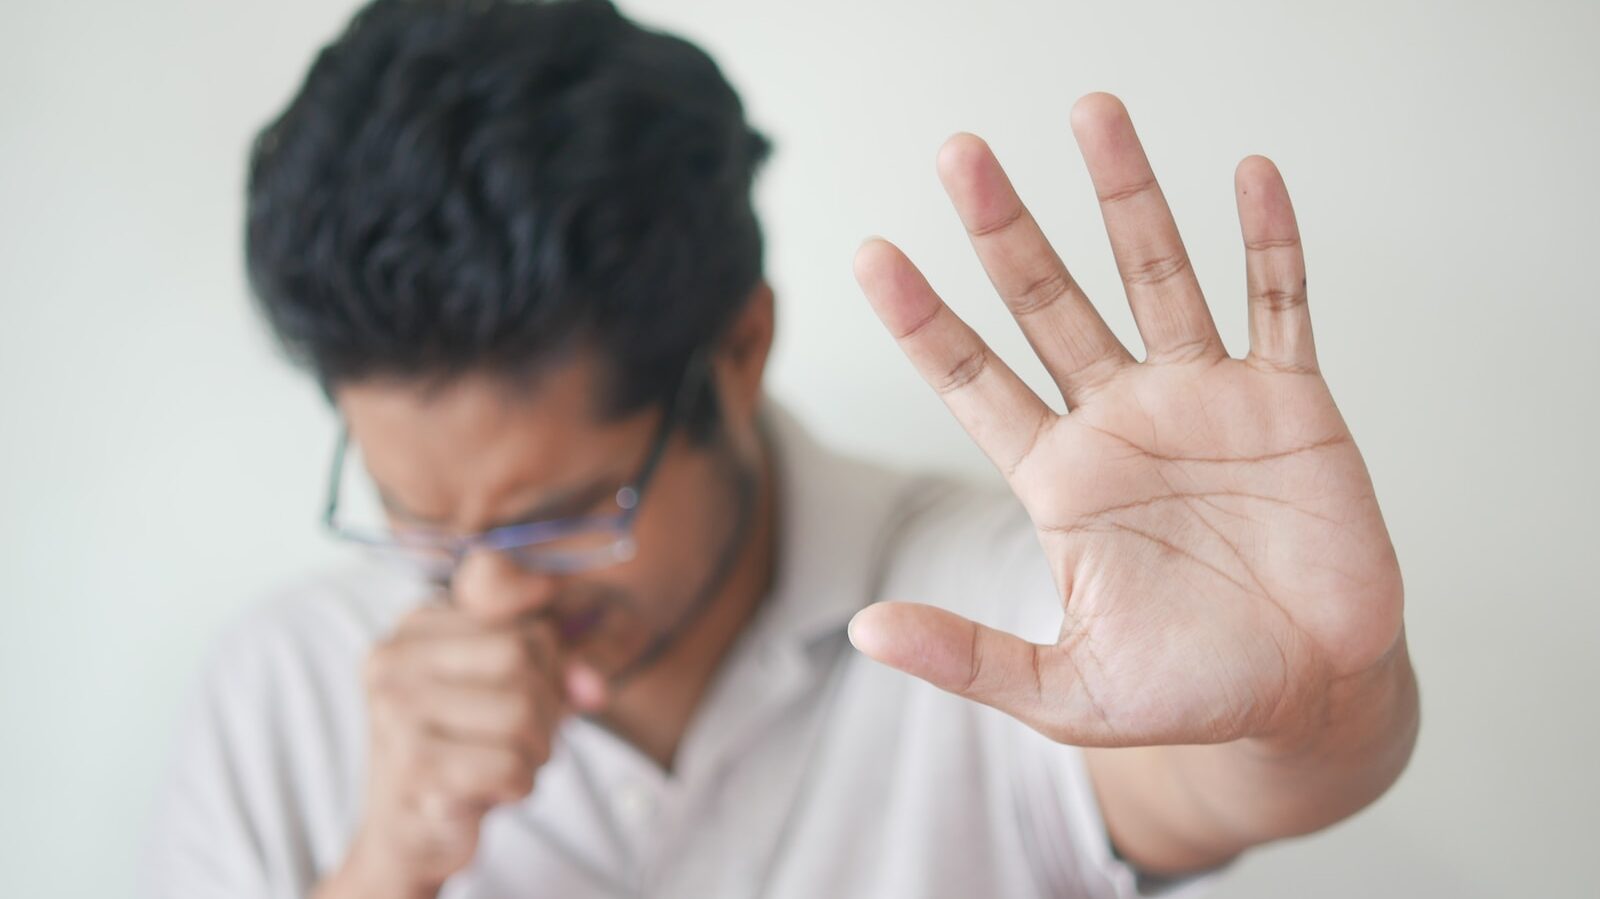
2, 1, 1596, 895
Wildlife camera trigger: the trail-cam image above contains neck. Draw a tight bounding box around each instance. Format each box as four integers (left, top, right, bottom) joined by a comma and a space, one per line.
594, 422, 779, 770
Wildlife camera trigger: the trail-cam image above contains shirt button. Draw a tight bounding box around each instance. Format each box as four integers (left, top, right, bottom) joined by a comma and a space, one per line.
614, 782, 655, 825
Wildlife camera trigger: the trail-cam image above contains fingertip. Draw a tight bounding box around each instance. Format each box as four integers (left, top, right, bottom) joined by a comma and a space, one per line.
851, 238, 944, 341
1237, 152, 1277, 172
854, 232, 894, 255
852, 236, 905, 289
1070, 91, 1127, 133
848, 600, 939, 672
563, 662, 609, 713
855, 234, 894, 265
1234, 156, 1299, 237
848, 601, 999, 705
847, 603, 894, 660
1234, 154, 1284, 194
936, 131, 991, 180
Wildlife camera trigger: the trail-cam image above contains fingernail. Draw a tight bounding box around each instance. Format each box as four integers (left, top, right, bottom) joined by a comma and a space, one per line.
847, 609, 873, 652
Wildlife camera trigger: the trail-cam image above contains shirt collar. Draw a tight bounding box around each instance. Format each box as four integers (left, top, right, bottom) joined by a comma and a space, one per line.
744, 396, 925, 652
527, 398, 935, 792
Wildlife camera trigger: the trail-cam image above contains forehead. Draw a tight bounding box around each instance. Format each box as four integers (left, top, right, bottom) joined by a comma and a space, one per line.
333, 353, 652, 525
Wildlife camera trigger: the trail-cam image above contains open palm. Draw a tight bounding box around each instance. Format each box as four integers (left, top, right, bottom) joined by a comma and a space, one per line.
849, 93, 1403, 748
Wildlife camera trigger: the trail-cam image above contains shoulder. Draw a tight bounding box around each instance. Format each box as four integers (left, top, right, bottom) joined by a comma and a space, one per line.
874, 467, 1053, 633
172, 558, 430, 774
142, 560, 425, 893
887, 470, 1032, 561
201, 559, 427, 684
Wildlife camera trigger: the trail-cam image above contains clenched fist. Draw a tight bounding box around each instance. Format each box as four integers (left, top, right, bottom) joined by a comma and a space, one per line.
314, 603, 596, 898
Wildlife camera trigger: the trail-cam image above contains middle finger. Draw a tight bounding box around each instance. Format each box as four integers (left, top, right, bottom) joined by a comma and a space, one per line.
936, 132, 1133, 406
1070, 92, 1224, 363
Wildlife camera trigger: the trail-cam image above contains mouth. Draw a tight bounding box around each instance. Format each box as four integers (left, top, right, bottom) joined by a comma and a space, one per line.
555, 601, 610, 643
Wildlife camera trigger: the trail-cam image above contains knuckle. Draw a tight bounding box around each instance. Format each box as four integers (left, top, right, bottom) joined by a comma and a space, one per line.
1009, 268, 1074, 317
396, 744, 433, 787
1250, 284, 1308, 313
1243, 235, 1301, 252
406, 730, 439, 768
934, 347, 991, 395
1096, 176, 1158, 206
967, 203, 1026, 239
1243, 354, 1319, 376
369, 686, 415, 730
894, 302, 944, 342
508, 697, 544, 738
1146, 335, 1221, 366
1122, 249, 1192, 286
527, 740, 552, 770
458, 752, 531, 801
1061, 349, 1127, 404
440, 759, 478, 796
362, 646, 397, 688
489, 633, 536, 674
368, 690, 404, 729
498, 759, 536, 798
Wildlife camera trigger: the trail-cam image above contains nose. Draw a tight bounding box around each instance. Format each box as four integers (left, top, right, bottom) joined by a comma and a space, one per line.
451, 548, 561, 624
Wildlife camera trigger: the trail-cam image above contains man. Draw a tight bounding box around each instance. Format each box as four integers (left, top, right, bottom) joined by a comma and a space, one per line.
145, 0, 1419, 896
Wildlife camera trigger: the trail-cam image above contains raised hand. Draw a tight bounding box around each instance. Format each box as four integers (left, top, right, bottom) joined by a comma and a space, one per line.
848, 92, 1404, 750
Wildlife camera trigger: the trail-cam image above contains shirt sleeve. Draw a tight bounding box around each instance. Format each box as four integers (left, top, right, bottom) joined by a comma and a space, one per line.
140, 585, 377, 899
142, 619, 294, 897
1008, 732, 1232, 899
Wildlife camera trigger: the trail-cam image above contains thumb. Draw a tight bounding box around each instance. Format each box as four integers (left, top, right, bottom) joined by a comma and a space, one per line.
848, 600, 1055, 728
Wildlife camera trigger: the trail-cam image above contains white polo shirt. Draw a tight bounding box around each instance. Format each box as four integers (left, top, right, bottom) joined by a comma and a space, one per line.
144, 399, 1228, 898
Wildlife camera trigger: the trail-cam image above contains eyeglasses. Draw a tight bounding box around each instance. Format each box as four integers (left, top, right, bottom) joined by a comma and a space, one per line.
321, 350, 710, 584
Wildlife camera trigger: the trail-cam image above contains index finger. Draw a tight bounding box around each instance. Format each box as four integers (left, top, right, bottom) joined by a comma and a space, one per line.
936, 132, 1133, 406
853, 237, 1056, 479
376, 615, 564, 687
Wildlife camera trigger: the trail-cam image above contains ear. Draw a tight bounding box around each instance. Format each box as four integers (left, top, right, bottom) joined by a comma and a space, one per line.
712, 280, 776, 423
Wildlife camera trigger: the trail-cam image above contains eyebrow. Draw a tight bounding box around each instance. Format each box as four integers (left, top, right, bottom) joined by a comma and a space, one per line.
377, 478, 618, 532
490, 479, 619, 529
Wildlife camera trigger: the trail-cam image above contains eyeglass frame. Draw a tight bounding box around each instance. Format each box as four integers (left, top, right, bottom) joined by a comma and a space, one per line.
320, 348, 712, 581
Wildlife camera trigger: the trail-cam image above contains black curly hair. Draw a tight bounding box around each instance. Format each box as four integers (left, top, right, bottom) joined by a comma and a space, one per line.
245, 0, 771, 438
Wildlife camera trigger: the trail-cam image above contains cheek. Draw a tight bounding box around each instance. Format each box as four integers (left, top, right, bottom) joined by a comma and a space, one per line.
560, 454, 753, 676
646, 439, 736, 537
554, 579, 652, 673
608, 450, 747, 610
594, 512, 714, 623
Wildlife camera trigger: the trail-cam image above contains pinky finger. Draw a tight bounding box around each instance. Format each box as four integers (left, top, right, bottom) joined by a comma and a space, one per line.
1235, 155, 1317, 373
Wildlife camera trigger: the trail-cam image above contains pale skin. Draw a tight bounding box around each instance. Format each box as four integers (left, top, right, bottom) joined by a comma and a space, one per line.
847, 91, 1419, 874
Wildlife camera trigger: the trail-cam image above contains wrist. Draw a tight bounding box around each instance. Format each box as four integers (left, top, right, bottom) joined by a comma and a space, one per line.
1149, 636, 1419, 858
1247, 630, 1418, 763
315, 832, 440, 899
